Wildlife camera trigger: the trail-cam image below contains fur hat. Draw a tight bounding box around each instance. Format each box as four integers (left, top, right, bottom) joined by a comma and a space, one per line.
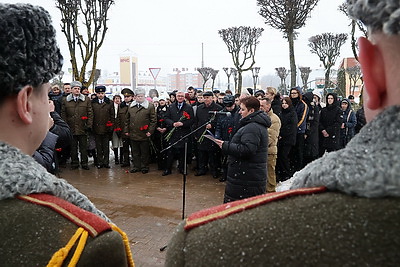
71, 81, 82, 88
347, 0, 400, 35
203, 91, 213, 97
0, 3, 62, 101
135, 88, 146, 96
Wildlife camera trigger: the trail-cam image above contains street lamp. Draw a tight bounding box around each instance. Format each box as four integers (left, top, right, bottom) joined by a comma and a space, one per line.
251, 67, 260, 91
231, 68, 238, 93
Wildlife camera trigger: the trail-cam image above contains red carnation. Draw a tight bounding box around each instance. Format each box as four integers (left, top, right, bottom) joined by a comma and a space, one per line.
81, 116, 88, 120
106, 121, 113, 127
183, 111, 190, 120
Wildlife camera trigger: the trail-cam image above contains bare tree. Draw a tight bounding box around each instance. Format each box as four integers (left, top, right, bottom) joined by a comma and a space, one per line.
88, 69, 101, 88
197, 67, 214, 90
339, 3, 368, 62
56, 0, 114, 88
275, 67, 290, 95
309, 33, 348, 94
346, 64, 362, 96
210, 69, 219, 90
257, 0, 320, 87
299, 67, 312, 90
218, 26, 264, 94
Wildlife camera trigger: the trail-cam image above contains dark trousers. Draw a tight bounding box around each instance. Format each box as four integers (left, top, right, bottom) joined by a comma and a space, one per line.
130, 140, 150, 171
95, 134, 110, 166
277, 144, 293, 182
121, 138, 131, 165
165, 146, 186, 172
197, 149, 218, 174
290, 133, 305, 173
71, 135, 88, 167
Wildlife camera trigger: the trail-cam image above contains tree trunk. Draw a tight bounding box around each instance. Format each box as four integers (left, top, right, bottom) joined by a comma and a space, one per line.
288, 31, 296, 88
324, 68, 330, 97
237, 71, 243, 94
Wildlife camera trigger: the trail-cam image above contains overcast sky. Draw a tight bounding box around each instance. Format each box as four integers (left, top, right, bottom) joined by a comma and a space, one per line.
5, 0, 354, 77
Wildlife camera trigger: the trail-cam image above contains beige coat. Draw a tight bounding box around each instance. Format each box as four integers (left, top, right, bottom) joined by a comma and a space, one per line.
267, 109, 281, 155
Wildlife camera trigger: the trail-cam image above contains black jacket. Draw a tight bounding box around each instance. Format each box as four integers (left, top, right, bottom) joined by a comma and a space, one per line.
319, 93, 342, 151
215, 106, 240, 141
222, 110, 271, 202
164, 102, 194, 148
303, 92, 320, 158
194, 101, 223, 151
278, 106, 298, 147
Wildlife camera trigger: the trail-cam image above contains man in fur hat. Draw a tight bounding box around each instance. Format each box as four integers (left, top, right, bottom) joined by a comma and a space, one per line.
165, 1, 400, 265
0, 3, 133, 266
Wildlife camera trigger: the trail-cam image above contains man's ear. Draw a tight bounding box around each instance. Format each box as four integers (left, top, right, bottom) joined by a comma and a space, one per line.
358, 37, 387, 110
16, 85, 34, 124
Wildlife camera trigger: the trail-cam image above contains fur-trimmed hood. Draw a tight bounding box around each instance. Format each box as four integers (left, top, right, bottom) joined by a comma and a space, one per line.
66, 93, 86, 102
130, 98, 150, 109
289, 105, 400, 198
0, 142, 110, 222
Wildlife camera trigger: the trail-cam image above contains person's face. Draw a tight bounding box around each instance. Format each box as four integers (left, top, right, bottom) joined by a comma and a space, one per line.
71, 86, 81, 96
124, 95, 133, 103
170, 95, 176, 102
114, 96, 121, 104
327, 95, 334, 105
313, 95, 320, 104
225, 105, 235, 111
259, 100, 271, 112
159, 99, 166, 106
266, 92, 274, 99
52, 87, 60, 95
204, 96, 213, 105
81, 88, 89, 95
150, 91, 158, 98
239, 103, 254, 118
341, 102, 349, 111
290, 90, 299, 99
282, 100, 289, 109
217, 96, 224, 103
136, 94, 145, 103
63, 84, 71, 94
349, 98, 355, 103
188, 89, 196, 98
96, 92, 105, 99
197, 95, 204, 103
235, 98, 240, 106
176, 93, 185, 103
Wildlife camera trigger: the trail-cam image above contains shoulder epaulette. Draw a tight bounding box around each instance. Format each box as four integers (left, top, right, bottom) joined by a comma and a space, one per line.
185, 186, 326, 231
17, 193, 111, 237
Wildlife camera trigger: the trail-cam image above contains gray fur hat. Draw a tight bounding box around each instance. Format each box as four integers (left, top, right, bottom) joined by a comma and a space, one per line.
0, 4, 63, 102
71, 81, 82, 88
347, 0, 400, 35
135, 88, 146, 96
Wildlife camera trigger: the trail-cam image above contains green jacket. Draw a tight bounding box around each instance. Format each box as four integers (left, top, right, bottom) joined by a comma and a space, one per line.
166, 190, 400, 266
124, 99, 157, 141
91, 97, 115, 135
61, 94, 93, 135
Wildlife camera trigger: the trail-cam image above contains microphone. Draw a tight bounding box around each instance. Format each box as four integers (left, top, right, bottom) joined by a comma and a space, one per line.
208, 111, 231, 117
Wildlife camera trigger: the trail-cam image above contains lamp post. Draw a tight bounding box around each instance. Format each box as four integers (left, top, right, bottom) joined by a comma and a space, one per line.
251, 67, 260, 91
223, 67, 232, 91
231, 68, 238, 93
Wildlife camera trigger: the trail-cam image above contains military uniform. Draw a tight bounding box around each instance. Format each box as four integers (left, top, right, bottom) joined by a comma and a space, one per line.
124, 98, 157, 173
92, 86, 114, 168
61, 93, 93, 169
166, 187, 400, 266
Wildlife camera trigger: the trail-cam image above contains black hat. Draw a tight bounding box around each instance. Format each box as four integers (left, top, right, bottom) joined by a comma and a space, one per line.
348, 94, 355, 100
203, 91, 213, 97
223, 95, 235, 107
121, 88, 134, 96
254, 90, 265, 96
213, 89, 220, 94
95, 85, 106, 93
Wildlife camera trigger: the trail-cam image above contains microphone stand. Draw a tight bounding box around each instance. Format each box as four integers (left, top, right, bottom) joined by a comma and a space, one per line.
159, 115, 216, 252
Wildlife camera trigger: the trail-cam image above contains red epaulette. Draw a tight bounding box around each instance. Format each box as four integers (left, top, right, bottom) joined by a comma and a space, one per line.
17, 193, 111, 237
185, 186, 327, 231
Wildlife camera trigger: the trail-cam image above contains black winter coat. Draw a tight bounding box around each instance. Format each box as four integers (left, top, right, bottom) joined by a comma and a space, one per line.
303, 92, 320, 159
222, 110, 271, 202
278, 106, 298, 147
215, 106, 240, 141
194, 101, 222, 151
319, 94, 342, 151
164, 102, 194, 148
